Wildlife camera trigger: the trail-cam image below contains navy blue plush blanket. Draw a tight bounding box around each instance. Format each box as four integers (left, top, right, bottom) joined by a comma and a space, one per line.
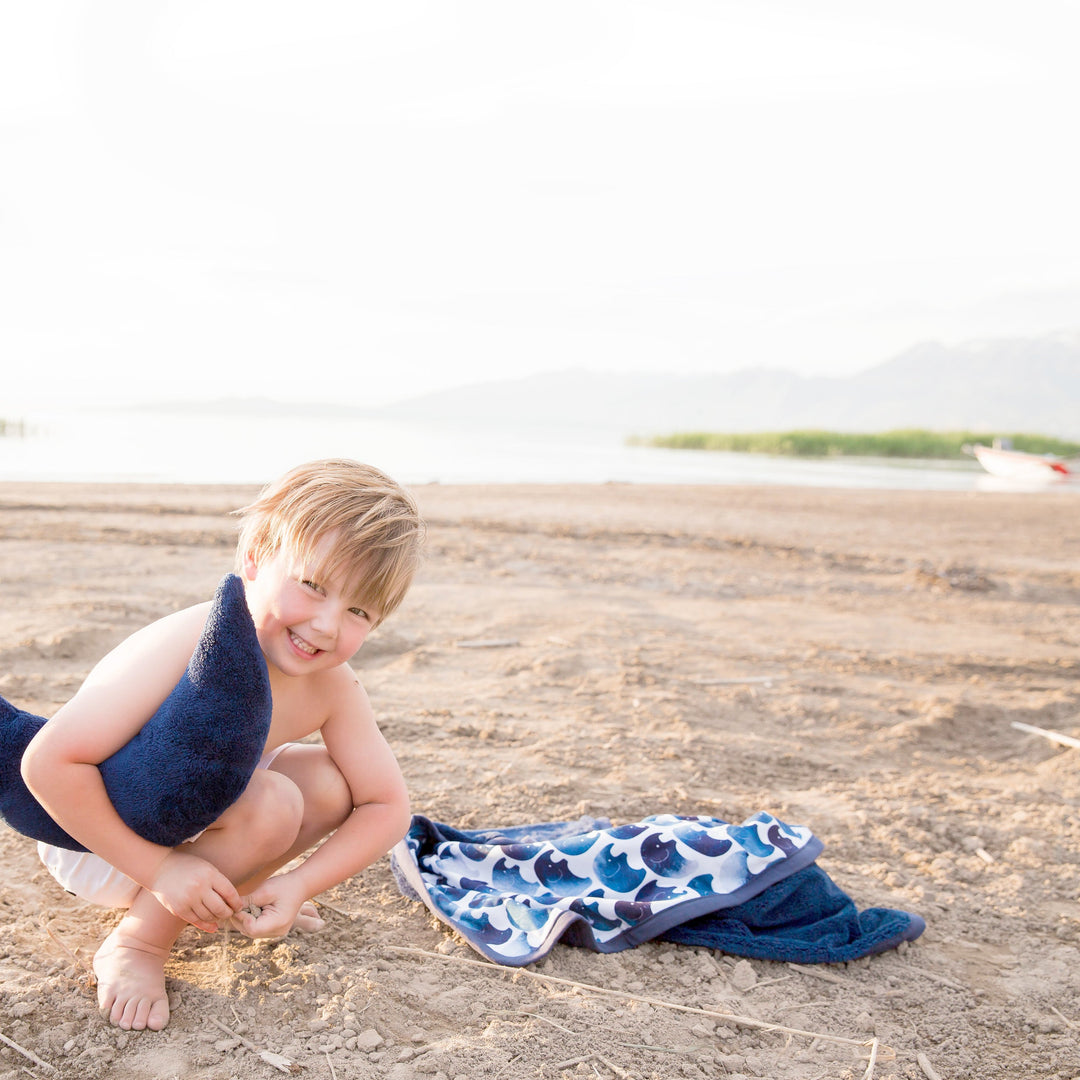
0, 574, 271, 850
391, 813, 925, 966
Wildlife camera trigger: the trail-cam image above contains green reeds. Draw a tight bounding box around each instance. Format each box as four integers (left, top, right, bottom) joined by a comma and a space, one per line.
633, 429, 1080, 460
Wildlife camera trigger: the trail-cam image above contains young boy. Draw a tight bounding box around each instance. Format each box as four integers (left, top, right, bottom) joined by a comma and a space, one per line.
21, 459, 423, 1032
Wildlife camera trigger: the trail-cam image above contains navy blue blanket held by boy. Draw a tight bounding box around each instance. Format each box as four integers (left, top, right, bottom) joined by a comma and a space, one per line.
391, 815, 925, 965
0, 574, 272, 850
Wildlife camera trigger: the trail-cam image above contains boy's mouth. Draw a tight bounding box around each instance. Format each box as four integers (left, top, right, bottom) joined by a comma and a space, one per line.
289, 630, 320, 656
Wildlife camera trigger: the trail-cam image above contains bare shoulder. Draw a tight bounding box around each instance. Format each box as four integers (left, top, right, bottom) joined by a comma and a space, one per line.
317, 663, 402, 798
267, 660, 373, 747
41, 600, 216, 760
315, 662, 373, 725
84, 601, 212, 687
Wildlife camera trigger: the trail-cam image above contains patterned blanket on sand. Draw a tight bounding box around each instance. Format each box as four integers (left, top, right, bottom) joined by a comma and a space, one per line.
391, 813, 926, 966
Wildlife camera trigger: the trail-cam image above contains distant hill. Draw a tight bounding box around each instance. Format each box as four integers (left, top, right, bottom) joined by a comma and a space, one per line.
371, 332, 1080, 438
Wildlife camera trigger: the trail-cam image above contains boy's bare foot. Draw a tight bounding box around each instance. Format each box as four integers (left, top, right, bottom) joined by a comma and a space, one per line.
293, 900, 326, 933
93, 924, 172, 1031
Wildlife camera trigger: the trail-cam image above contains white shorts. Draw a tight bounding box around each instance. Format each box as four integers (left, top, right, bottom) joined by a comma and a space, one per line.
38, 743, 294, 909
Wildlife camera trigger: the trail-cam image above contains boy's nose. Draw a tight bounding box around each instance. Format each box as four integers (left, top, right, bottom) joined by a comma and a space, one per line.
307, 609, 338, 641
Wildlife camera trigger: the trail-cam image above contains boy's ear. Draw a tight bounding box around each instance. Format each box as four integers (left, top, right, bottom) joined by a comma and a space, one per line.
241, 550, 258, 580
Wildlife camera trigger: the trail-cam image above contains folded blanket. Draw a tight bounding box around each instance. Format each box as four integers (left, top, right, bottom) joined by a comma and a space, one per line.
658, 862, 925, 963
393, 811, 922, 966
0, 574, 272, 850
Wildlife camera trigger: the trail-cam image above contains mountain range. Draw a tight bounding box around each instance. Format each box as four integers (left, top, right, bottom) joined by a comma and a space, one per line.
151, 332, 1080, 439
369, 332, 1080, 438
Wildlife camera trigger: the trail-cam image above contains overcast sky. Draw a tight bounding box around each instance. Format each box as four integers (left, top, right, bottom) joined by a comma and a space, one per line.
3, 2, 1079, 412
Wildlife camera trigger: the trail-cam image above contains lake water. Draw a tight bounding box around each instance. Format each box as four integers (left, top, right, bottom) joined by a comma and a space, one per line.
0, 407, 1047, 492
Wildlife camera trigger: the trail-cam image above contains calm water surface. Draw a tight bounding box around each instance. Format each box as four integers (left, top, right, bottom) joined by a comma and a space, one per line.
0, 408, 1055, 492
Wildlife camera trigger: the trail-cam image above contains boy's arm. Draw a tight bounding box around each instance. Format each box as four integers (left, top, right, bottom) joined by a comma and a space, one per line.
235, 676, 410, 936
21, 604, 243, 930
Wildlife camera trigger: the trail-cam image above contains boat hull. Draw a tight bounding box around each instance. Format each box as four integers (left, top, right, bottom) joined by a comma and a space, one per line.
972, 444, 1070, 481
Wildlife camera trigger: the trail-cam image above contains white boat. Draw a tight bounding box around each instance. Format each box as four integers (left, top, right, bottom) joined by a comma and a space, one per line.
969, 442, 1072, 482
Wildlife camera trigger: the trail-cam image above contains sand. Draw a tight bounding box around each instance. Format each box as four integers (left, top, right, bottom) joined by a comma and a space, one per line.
0, 479, 1078, 1080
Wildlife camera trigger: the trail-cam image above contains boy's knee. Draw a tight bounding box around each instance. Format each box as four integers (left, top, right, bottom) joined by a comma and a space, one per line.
232, 770, 304, 852
303, 757, 353, 831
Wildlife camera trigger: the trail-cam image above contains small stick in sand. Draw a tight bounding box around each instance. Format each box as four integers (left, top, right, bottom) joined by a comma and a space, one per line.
455, 638, 520, 649
862, 1037, 880, 1080
509, 1011, 578, 1035
917, 1050, 945, 1080
786, 962, 850, 986
1050, 1005, 1078, 1030
312, 900, 362, 919
386, 945, 884, 1052
207, 1017, 300, 1075
40, 917, 96, 988
1010, 720, 1080, 750
595, 1054, 632, 1079
905, 967, 968, 992
0, 1031, 58, 1074
554, 1054, 593, 1070
689, 675, 782, 686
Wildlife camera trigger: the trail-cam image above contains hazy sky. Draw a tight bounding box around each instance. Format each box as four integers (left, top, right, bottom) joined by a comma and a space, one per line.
3, 2, 1079, 411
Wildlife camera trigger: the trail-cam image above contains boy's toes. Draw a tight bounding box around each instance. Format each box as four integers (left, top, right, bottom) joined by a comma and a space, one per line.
294, 901, 326, 933
111, 992, 170, 1031
146, 997, 171, 1031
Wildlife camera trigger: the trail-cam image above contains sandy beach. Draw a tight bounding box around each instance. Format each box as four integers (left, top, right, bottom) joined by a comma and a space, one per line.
0, 479, 1078, 1080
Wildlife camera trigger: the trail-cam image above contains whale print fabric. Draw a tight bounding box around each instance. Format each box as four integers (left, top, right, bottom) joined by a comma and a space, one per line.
391, 812, 825, 965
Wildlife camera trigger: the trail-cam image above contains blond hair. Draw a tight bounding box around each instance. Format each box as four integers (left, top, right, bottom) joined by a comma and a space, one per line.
234, 459, 424, 622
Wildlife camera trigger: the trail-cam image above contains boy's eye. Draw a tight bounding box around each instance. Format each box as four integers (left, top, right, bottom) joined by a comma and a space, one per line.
349, 607, 369, 620
300, 579, 325, 594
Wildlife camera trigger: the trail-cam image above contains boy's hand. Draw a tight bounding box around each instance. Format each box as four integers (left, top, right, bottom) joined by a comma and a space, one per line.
149, 851, 242, 932
232, 874, 308, 939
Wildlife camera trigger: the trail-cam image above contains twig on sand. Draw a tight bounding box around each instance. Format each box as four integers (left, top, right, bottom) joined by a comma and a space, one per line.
385, 945, 885, 1054
312, 900, 362, 919
595, 1054, 632, 1078
555, 1052, 633, 1078
0, 1031, 58, 1074
506, 1011, 579, 1035
40, 917, 96, 987
1050, 1005, 1078, 1030
904, 967, 968, 992
862, 1038, 880, 1080
1010, 720, 1080, 750
917, 1051, 945, 1080
324, 1051, 338, 1080
785, 963, 850, 986
455, 638, 519, 649
689, 675, 782, 686
615, 1041, 693, 1054
554, 1054, 594, 1069
207, 1017, 300, 1075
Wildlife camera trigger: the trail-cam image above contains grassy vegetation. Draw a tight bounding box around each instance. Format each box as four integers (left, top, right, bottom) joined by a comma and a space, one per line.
634, 429, 1080, 460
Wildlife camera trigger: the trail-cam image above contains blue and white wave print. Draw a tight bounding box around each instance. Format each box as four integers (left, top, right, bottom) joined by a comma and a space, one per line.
391, 812, 823, 965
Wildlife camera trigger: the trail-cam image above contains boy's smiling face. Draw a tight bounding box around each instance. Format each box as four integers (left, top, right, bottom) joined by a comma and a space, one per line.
241, 536, 379, 677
